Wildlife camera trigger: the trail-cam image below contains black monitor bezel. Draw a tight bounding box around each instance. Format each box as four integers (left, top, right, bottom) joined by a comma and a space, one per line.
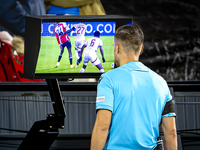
23, 15, 133, 79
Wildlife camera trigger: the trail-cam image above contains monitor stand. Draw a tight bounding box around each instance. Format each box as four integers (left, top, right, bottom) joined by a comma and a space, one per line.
18, 79, 66, 150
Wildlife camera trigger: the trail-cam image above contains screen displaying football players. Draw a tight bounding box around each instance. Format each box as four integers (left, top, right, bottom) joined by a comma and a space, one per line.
36, 21, 116, 73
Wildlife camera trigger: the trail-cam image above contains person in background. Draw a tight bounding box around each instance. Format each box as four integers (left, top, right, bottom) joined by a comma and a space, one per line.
44, 0, 105, 15
0, 1, 45, 82
90, 24, 177, 150
0, 0, 45, 38
0, 31, 43, 82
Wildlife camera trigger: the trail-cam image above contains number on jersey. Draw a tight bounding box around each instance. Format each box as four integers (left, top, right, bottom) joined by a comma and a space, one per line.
77, 26, 85, 35
90, 39, 96, 47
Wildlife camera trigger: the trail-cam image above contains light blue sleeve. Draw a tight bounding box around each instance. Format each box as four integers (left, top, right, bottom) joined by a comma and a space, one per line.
165, 83, 173, 102
162, 112, 176, 118
96, 74, 114, 112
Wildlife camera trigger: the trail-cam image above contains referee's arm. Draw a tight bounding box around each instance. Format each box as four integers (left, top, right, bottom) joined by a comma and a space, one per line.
161, 100, 177, 150
161, 117, 177, 150
90, 109, 112, 150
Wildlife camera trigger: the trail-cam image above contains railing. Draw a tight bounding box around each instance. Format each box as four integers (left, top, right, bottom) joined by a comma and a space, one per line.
0, 81, 200, 150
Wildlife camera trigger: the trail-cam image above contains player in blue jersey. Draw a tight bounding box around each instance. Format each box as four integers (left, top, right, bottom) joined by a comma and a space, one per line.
90, 24, 177, 150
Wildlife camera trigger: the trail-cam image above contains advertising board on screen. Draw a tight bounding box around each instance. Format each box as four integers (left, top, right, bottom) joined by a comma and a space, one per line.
41, 22, 116, 37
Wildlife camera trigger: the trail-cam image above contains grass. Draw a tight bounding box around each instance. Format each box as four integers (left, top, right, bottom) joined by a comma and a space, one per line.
35, 36, 114, 73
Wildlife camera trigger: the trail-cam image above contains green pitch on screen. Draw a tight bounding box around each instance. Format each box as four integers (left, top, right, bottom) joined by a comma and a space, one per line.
35, 36, 114, 73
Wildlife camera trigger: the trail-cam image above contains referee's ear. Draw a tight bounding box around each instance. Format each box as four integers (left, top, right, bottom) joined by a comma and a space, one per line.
117, 42, 124, 55
114, 42, 120, 54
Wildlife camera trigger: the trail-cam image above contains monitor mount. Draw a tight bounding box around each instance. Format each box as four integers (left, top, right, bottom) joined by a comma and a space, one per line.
18, 79, 66, 150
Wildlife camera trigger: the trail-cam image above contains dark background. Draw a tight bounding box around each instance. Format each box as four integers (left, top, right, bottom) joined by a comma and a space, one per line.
101, 0, 200, 81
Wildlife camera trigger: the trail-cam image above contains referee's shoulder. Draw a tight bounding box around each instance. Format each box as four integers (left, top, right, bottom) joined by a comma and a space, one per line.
149, 69, 168, 85
103, 66, 122, 78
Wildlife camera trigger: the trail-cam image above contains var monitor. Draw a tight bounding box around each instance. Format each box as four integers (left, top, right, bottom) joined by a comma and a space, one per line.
23, 15, 133, 79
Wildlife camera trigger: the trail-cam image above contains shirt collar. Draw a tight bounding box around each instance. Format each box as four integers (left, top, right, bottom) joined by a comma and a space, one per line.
123, 61, 149, 72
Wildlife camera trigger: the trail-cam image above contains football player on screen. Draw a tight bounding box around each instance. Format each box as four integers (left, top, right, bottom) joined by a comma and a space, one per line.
54, 22, 75, 68
73, 22, 87, 68
78, 31, 105, 73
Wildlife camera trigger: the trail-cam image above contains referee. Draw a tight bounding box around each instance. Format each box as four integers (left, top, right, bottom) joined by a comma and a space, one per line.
90, 24, 177, 150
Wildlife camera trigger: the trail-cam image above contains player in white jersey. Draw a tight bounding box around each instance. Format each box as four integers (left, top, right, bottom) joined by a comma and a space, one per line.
78, 31, 105, 73
73, 22, 87, 67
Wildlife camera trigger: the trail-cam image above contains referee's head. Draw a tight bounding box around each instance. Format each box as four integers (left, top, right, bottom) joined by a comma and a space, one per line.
114, 24, 144, 56
113, 24, 144, 67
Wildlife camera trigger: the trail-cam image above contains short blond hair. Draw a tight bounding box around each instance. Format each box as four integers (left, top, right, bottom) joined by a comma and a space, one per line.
12, 36, 24, 55
114, 24, 144, 54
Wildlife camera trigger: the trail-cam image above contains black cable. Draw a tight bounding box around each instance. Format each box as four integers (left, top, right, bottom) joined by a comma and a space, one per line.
1, 98, 200, 105
0, 128, 28, 133
0, 98, 96, 104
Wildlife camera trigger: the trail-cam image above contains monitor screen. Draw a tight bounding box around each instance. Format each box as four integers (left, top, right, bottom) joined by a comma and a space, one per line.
36, 21, 115, 73
23, 15, 132, 79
